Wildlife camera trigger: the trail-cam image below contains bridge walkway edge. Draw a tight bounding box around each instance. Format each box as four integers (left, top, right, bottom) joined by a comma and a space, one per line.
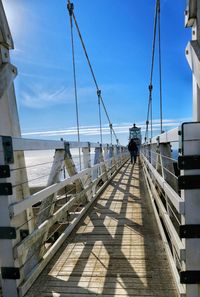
25, 160, 178, 297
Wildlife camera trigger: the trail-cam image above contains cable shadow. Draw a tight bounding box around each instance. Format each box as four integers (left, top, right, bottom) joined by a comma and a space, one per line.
25, 161, 178, 297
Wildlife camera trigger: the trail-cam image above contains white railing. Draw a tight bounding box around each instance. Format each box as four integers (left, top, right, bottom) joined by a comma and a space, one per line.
141, 127, 186, 296
0, 136, 129, 297
141, 123, 200, 297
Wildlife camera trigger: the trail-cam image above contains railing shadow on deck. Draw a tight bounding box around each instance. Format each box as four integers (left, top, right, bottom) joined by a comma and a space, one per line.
0, 136, 129, 297
27, 161, 178, 296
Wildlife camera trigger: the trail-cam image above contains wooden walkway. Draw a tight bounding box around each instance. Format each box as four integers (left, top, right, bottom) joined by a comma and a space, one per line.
25, 161, 178, 297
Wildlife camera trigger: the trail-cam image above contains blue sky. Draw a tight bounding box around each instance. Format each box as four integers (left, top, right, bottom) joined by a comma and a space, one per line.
3, 0, 192, 145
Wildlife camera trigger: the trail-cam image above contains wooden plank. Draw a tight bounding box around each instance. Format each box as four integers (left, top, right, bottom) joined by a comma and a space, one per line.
24, 162, 178, 297
0, 63, 17, 98
0, 4, 34, 295
151, 127, 179, 144
23, 150, 65, 277
20, 158, 128, 297
10, 165, 100, 216
11, 138, 109, 151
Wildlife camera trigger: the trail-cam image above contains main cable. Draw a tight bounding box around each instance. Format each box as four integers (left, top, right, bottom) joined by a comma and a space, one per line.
145, 0, 159, 142
68, 1, 119, 144
67, 2, 82, 171
158, 0, 163, 134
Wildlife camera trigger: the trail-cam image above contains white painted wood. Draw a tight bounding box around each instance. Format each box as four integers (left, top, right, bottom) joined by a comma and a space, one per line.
37, 150, 64, 226
15, 154, 128, 256
99, 146, 108, 182
18, 156, 128, 297
184, 1, 200, 293
186, 41, 200, 120
64, 143, 87, 202
10, 164, 101, 216
12, 138, 65, 151
16, 195, 79, 257
151, 127, 179, 144
143, 162, 186, 297
82, 146, 92, 200
0, 2, 34, 294
180, 123, 200, 297
0, 0, 13, 48
11, 138, 111, 151
159, 143, 178, 192
0, 63, 17, 98
185, 0, 197, 27
23, 150, 64, 277
108, 145, 114, 176
16, 169, 111, 258
93, 147, 100, 179
186, 1, 200, 122
142, 157, 184, 259
0, 139, 18, 296
142, 153, 184, 214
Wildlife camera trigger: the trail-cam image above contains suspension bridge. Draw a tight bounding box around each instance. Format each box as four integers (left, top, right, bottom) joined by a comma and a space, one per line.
0, 1, 200, 297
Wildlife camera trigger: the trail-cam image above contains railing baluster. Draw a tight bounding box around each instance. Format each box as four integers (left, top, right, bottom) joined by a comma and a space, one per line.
82, 144, 92, 200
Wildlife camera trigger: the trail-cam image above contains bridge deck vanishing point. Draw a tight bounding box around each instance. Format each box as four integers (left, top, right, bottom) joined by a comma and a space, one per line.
25, 161, 178, 297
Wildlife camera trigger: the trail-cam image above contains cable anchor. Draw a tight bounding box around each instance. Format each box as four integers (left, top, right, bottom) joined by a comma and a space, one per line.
97, 89, 101, 104
67, 2, 74, 16
148, 84, 153, 92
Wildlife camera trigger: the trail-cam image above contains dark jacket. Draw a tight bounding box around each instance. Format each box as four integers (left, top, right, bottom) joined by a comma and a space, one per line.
128, 140, 138, 152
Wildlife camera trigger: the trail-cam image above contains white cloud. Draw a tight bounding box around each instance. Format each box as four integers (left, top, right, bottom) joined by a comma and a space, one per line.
22, 118, 187, 138
21, 84, 97, 108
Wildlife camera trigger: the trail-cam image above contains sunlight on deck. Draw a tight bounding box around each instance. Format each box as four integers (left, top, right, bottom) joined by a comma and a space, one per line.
25, 161, 178, 297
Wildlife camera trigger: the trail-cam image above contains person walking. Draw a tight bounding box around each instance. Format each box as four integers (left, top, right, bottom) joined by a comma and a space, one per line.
128, 139, 138, 164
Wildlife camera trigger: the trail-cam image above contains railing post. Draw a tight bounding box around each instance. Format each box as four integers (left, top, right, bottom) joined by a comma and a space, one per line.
82, 143, 92, 200
150, 143, 157, 167
116, 145, 120, 166
103, 144, 109, 175
118, 145, 122, 165
93, 145, 101, 180
24, 148, 65, 275
0, 2, 35, 293
155, 137, 163, 175
178, 122, 200, 297
0, 136, 18, 297
64, 142, 87, 203
108, 145, 114, 175
148, 144, 151, 163
159, 143, 178, 192
92, 145, 101, 196
113, 145, 117, 171
99, 145, 108, 182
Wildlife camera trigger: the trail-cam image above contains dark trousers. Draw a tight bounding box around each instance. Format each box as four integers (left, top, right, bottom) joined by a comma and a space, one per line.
130, 151, 137, 164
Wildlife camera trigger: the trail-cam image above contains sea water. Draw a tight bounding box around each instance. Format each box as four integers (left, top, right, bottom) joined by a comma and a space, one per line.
24, 150, 95, 188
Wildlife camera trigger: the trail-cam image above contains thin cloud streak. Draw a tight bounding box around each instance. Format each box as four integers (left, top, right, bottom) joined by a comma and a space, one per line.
22, 118, 187, 138
20, 83, 120, 108
21, 85, 98, 108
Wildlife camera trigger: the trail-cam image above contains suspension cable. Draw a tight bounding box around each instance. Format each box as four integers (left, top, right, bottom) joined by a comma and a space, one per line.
67, 2, 82, 171
110, 123, 113, 145
158, 0, 163, 134
145, 0, 159, 143
97, 89, 103, 144
67, 1, 119, 145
